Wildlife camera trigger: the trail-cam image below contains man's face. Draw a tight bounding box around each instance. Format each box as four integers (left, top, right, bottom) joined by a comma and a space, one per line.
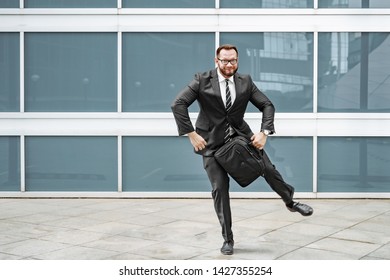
215, 49, 238, 78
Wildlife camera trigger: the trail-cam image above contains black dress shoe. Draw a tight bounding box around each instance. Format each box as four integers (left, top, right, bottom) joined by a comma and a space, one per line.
221, 240, 234, 255
287, 202, 313, 216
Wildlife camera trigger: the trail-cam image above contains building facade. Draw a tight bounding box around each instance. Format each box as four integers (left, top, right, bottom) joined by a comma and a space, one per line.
0, 0, 389, 198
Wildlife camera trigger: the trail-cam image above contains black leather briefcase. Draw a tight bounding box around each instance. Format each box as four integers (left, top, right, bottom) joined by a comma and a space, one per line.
214, 136, 265, 187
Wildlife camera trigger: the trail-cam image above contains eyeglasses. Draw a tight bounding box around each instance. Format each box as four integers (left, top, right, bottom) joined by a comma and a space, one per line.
217, 58, 238, 65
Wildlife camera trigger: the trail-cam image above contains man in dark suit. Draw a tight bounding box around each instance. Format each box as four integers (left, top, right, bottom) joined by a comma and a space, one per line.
171, 44, 313, 255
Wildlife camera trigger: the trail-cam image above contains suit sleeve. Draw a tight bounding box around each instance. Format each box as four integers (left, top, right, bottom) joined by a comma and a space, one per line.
171, 73, 200, 136
248, 76, 276, 134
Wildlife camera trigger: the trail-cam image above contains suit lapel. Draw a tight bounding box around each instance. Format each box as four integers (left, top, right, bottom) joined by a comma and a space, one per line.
211, 69, 226, 109
231, 74, 242, 110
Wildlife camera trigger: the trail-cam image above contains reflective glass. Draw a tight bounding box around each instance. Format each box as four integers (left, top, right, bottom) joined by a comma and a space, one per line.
0, 0, 19, 7
25, 137, 117, 191
122, 0, 214, 8
0, 137, 20, 191
122, 32, 214, 112
318, 137, 390, 192
123, 136, 312, 192
318, 33, 390, 112
24, 0, 117, 8
25, 33, 117, 112
220, 0, 313, 8
220, 32, 313, 112
122, 137, 208, 191
232, 137, 313, 192
0, 33, 19, 112
319, 0, 390, 8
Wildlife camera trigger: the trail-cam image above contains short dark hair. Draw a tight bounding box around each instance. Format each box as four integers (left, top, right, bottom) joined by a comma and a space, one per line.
216, 44, 238, 57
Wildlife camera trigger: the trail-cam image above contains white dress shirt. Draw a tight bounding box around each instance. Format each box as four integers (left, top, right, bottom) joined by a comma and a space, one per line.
217, 68, 236, 108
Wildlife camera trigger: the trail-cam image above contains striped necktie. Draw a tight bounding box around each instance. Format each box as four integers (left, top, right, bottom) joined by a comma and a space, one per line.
224, 79, 232, 143
225, 79, 232, 111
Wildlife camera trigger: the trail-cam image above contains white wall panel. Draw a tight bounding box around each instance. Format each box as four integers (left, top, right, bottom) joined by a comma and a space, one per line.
0, 113, 389, 136
0, 9, 390, 32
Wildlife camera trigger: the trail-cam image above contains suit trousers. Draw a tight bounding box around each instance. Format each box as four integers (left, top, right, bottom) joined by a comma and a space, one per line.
202, 149, 294, 242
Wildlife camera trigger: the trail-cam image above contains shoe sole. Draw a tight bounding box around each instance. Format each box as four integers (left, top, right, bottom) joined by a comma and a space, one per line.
287, 207, 313, 216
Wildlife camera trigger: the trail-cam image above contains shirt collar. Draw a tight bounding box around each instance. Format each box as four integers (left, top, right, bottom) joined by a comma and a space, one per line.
217, 68, 234, 84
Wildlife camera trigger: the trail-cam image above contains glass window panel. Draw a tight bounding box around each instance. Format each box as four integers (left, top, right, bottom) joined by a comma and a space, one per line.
0, 33, 19, 112
122, 32, 214, 112
319, 0, 390, 8
220, 0, 313, 8
318, 33, 390, 112
122, 0, 214, 8
0, 137, 20, 191
230, 137, 313, 192
25, 137, 117, 191
0, 0, 19, 8
220, 32, 313, 112
122, 137, 208, 191
318, 137, 390, 192
24, 0, 117, 8
25, 33, 117, 112
123, 136, 312, 192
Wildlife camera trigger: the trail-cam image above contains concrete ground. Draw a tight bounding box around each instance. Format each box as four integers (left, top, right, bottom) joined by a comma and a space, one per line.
0, 198, 389, 260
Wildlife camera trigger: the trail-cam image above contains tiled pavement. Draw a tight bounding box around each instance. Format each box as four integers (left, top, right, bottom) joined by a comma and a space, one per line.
0, 198, 389, 260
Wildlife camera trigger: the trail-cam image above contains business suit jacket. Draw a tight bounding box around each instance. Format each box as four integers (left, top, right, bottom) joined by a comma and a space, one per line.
171, 68, 275, 156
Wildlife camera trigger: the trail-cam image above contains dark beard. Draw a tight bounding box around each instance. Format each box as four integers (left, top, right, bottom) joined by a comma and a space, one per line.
220, 67, 238, 78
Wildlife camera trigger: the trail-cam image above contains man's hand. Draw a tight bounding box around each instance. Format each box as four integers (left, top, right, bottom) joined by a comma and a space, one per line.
250, 131, 267, 150
188, 131, 207, 152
